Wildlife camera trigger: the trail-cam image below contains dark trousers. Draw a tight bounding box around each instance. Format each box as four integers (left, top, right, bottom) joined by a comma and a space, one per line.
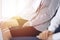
54, 25, 60, 33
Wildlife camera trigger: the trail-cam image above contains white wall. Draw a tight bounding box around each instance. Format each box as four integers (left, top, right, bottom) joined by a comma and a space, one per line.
2, 0, 17, 19
1, 0, 41, 20
16, 0, 41, 20
0, 0, 2, 19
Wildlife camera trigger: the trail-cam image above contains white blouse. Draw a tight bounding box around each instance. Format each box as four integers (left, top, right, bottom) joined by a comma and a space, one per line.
48, 6, 60, 32
30, 0, 60, 31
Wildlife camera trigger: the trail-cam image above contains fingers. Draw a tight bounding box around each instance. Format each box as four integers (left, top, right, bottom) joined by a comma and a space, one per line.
40, 32, 48, 39
37, 30, 50, 40
47, 35, 52, 40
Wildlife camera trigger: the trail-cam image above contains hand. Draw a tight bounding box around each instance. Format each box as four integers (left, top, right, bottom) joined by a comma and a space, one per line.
23, 21, 32, 28
37, 30, 53, 40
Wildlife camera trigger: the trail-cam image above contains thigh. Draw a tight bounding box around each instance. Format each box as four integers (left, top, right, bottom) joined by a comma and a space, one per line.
10, 27, 41, 37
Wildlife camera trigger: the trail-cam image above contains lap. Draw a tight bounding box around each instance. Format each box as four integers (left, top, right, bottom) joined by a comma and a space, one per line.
10, 27, 41, 37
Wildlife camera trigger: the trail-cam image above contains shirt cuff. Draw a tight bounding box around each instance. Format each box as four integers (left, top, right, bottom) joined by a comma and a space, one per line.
48, 25, 56, 33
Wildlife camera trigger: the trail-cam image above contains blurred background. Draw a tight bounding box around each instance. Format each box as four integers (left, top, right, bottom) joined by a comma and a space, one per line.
0, 0, 41, 20
0, 0, 41, 40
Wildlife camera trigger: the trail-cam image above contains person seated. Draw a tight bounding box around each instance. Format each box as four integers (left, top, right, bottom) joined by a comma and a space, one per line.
37, 6, 60, 40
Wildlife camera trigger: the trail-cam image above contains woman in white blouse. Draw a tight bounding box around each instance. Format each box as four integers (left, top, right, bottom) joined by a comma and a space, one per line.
23, 0, 60, 40
23, 0, 60, 31
37, 6, 60, 40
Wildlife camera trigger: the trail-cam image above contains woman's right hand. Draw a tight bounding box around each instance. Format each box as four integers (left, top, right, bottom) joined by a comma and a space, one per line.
37, 30, 53, 40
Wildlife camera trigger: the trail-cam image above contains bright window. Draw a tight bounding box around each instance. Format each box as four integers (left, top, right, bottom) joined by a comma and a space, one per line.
1, 0, 41, 20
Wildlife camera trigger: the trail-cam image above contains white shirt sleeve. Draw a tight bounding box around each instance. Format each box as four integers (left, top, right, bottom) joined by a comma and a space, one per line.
48, 7, 60, 32
30, 0, 59, 26
29, 0, 51, 26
